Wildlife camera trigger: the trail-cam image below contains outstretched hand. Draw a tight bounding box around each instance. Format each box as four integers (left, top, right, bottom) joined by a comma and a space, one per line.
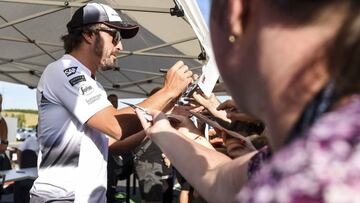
217, 99, 237, 111
192, 92, 220, 112
166, 113, 202, 135
135, 108, 176, 137
217, 99, 260, 123
163, 61, 193, 99
192, 92, 230, 122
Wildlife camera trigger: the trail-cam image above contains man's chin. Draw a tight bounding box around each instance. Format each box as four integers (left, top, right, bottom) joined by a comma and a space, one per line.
100, 65, 115, 71
100, 58, 117, 71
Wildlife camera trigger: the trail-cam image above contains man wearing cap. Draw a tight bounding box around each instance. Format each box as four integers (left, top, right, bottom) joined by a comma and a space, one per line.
30, 3, 193, 203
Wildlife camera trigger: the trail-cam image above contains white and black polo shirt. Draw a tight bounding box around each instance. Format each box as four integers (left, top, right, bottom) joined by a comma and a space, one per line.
31, 54, 112, 202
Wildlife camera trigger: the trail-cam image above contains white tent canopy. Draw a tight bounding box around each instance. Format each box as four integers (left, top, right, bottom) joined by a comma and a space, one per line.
0, 0, 208, 98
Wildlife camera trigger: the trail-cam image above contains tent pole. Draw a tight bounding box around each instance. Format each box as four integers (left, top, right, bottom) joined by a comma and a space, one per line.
119, 65, 202, 76
102, 86, 146, 97
117, 68, 164, 77
0, 70, 33, 86
0, 7, 68, 29
117, 76, 162, 88
0, 0, 89, 29
118, 72, 155, 94
119, 52, 198, 59
0, 0, 170, 13
0, 36, 62, 47
117, 36, 197, 58
1, 16, 57, 60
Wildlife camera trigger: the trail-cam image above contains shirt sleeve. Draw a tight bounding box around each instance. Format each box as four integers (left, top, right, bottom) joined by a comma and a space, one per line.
44, 65, 111, 124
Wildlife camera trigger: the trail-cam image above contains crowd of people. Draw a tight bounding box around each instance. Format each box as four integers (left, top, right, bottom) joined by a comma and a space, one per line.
0, 1, 358, 203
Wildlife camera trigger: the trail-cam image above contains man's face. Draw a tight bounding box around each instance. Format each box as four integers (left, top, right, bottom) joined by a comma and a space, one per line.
93, 25, 123, 71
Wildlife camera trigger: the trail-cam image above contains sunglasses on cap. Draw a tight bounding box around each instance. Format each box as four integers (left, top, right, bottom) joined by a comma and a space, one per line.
96, 28, 122, 45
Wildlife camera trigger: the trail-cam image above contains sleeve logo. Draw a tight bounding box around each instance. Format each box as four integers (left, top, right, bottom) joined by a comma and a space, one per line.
63, 66, 78, 77
79, 84, 94, 96
69, 75, 86, 86
86, 94, 102, 105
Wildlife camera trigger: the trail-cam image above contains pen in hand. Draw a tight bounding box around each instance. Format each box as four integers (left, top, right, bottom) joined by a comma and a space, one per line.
120, 101, 153, 121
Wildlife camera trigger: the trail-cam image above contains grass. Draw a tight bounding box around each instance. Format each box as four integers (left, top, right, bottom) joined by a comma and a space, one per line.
3, 110, 38, 128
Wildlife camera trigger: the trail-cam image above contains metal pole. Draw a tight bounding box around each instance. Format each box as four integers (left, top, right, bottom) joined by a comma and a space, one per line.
0, 57, 48, 68
0, 15, 57, 60
96, 71, 115, 84
117, 36, 197, 59
0, 70, 32, 86
0, 36, 62, 47
116, 75, 163, 88
117, 72, 151, 94
0, 0, 89, 29
0, 0, 170, 13
0, 7, 68, 29
119, 52, 198, 59
102, 85, 146, 96
116, 68, 164, 76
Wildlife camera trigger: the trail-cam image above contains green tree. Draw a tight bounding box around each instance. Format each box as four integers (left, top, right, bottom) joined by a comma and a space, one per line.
17, 114, 26, 128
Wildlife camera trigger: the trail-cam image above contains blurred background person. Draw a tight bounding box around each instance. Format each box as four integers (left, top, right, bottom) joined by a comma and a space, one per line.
0, 93, 11, 171
16, 125, 39, 167
14, 125, 39, 203
106, 94, 135, 203
133, 87, 174, 203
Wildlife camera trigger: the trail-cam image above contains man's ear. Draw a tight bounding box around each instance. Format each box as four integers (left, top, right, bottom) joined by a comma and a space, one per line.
227, 0, 248, 37
82, 32, 94, 44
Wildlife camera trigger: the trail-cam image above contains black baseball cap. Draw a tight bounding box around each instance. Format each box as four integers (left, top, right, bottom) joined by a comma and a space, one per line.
67, 3, 139, 39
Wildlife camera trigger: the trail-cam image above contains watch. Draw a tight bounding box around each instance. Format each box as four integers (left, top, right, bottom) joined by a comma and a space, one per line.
0, 140, 8, 145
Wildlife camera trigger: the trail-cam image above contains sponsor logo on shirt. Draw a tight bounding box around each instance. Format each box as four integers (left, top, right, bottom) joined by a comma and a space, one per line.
63, 66, 78, 77
86, 94, 101, 104
79, 84, 94, 96
69, 75, 86, 86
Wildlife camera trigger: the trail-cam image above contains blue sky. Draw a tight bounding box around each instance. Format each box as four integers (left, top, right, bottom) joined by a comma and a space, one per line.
0, 81, 37, 110
0, 0, 212, 110
197, 0, 211, 25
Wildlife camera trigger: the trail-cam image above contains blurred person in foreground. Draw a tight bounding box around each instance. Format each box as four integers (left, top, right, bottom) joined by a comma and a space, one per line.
136, 1, 360, 202
30, 3, 192, 202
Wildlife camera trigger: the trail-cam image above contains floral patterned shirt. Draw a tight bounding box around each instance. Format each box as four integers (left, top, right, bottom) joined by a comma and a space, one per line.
237, 95, 360, 203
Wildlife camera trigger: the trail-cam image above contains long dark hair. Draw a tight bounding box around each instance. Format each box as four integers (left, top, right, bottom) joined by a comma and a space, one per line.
61, 23, 101, 54
327, 3, 360, 98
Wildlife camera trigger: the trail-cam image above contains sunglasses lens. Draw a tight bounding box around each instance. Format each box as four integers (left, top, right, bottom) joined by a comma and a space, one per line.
97, 28, 121, 44
113, 31, 121, 44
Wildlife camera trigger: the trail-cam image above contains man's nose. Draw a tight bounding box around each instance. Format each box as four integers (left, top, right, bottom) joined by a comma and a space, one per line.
115, 40, 123, 52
